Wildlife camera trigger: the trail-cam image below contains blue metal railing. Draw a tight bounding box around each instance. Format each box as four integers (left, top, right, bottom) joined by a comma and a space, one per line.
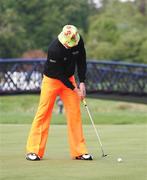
0, 58, 147, 96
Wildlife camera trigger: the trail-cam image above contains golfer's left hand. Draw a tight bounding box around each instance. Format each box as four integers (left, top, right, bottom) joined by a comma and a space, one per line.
79, 82, 86, 99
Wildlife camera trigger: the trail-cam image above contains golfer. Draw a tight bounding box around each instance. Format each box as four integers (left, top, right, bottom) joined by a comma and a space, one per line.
26, 25, 93, 161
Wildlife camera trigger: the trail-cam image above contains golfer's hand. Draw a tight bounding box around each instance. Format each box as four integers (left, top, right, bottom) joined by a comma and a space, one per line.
73, 87, 83, 99
79, 82, 86, 99
73, 83, 86, 100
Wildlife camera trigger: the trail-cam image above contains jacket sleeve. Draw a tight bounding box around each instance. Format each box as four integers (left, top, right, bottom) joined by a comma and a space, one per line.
76, 38, 87, 83
46, 50, 75, 90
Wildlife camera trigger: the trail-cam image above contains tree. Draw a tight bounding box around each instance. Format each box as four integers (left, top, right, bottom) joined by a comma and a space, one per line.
0, 0, 96, 57
0, 6, 29, 57
14, 0, 95, 51
136, 0, 147, 15
86, 0, 147, 63
139, 40, 147, 63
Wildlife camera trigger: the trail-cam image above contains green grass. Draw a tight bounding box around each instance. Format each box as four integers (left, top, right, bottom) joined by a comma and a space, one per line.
0, 95, 147, 124
0, 96, 147, 179
0, 124, 147, 180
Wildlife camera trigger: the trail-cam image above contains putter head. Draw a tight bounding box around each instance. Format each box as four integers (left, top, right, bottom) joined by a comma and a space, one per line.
102, 154, 108, 157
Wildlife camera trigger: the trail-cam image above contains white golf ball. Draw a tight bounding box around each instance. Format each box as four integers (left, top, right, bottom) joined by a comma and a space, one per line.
117, 158, 123, 162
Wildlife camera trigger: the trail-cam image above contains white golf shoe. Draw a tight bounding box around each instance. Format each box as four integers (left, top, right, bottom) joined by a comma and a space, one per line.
26, 153, 41, 161
75, 154, 93, 160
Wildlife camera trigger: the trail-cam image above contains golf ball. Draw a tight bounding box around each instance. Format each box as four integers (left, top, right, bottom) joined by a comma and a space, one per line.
117, 158, 123, 162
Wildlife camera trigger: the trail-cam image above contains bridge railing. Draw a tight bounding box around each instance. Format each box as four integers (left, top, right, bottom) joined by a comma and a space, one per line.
0, 58, 147, 96
86, 60, 147, 96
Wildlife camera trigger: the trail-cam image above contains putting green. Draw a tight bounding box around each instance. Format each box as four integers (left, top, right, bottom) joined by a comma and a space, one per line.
0, 124, 147, 180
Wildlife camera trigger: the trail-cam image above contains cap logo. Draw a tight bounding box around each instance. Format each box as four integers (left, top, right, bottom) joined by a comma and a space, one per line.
64, 30, 71, 36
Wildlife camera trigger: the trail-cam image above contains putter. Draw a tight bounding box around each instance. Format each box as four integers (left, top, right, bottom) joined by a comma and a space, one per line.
82, 99, 108, 157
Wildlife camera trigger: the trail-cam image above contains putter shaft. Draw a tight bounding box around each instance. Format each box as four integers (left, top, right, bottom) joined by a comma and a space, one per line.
83, 99, 107, 157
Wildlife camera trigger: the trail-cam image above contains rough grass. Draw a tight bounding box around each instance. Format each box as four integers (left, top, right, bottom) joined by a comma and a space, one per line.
0, 95, 147, 124
0, 124, 147, 180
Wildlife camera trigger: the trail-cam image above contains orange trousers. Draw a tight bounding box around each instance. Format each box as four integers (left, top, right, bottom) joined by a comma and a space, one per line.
26, 75, 88, 158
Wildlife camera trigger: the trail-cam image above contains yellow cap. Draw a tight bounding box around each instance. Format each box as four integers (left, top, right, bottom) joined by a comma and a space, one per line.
58, 25, 80, 48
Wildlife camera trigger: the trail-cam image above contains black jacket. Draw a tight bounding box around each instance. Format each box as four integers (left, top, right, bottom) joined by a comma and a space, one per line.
44, 36, 86, 90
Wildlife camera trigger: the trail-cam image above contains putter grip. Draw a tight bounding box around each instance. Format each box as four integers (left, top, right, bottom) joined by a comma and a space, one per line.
82, 99, 87, 106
